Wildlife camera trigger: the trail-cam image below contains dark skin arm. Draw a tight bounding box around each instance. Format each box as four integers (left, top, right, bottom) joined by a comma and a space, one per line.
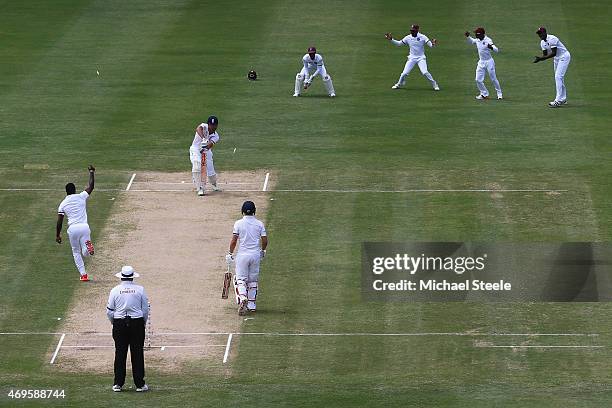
534, 47, 556, 63
229, 234, 238, 254
261, 236, 268, 251
56, 214, 64, 243
85, 165, 95, 195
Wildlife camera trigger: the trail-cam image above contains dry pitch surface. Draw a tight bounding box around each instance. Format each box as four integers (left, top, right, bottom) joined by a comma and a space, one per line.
52, 170, 271, 372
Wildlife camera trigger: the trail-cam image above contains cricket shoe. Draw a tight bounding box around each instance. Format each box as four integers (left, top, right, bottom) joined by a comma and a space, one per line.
433, 82, 440, 91
85, 240, 94, 255
293, 93, 300, 97
559, 100, 567, 105
548, 100, 562, 108
211, 184, 222, 192
329, 93, 336, 97
136, 384, 149, 392
80, 274, 89, 282
197, 189, 205, 196
112, 385, 122, 392
238, 297, 248, 316
391, 83, 402, 89
497, 94, 503, 100
475, 94, 489, 100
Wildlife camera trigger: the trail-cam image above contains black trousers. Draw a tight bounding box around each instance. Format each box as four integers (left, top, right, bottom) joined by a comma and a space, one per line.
112, 317, 146, 388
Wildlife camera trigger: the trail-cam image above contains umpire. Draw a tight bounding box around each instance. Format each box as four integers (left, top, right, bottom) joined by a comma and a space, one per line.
106, 266, 149, 392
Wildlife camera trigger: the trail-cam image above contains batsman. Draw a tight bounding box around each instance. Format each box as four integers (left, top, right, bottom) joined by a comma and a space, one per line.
226, 201, 268, 316
189, 115, 221, 196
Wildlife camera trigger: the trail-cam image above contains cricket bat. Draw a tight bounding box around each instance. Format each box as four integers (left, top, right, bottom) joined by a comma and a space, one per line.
221, 265, 232, 299
201, 141, 207, 181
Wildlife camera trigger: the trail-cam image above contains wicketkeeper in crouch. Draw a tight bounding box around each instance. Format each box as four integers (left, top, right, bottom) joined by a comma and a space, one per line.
294, 46, 336, 97
189, 115, 221, 196
226, 201, 268, 316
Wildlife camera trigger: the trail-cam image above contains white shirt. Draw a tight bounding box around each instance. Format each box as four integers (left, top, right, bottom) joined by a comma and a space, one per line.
58, 191, 89, 226
191, 123, 220, 150
303, 53, 324, 71
467, 35, 499, 61
540, 34, 569, 58
233, 215, 267, 256
397, 33, 433, 58
106, 281, 149, 321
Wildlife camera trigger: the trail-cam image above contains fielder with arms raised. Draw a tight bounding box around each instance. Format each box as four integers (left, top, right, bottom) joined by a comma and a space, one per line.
189, 115, 221, 196
226, 201, 268, 316
385, 24, 440, 91
56, 165, 96, 281
465, 27, 503, 100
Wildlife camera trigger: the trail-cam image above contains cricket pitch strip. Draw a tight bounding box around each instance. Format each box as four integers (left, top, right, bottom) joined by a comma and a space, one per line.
52, 170, 272, 372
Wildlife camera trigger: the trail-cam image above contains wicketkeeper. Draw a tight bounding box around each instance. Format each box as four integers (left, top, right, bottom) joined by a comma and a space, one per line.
189, 116, 221, 196
294, 46, 336, 97
226, 201, 268, 315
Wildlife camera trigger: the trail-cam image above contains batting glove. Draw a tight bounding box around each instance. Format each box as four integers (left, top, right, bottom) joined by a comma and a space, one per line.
260, 249, 266, 260
226, 253, 235, 265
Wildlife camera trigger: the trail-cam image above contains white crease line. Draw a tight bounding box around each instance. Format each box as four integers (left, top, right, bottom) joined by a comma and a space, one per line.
223, 333, 233, 364
2, 331, 600, 337
125, 173, 136, 191
60, 345, 227, 349
262, 173, 270, 192
49, 333, 65, 364
272, 189, 569, 193
475, 345, 604, 348
0, 187, 569, 193
132, 182, 262, 185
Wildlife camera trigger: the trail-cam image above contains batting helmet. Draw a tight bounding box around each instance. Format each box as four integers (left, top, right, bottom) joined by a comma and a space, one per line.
207, 116, 218, 126
242, 200, 256, 215
248, 70, 257, 80
307, 46, 316, 54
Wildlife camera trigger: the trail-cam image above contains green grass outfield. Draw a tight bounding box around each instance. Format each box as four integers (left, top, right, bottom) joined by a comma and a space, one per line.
1, 0, 611, 406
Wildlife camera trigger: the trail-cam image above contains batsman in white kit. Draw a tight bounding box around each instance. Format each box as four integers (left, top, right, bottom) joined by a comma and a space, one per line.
465, 27, 503, 100
294, 46, 336, 97
533, 27, 571, 108
56, 165, 96, 281
189, 115, 221, 196
226, 201, 268, 316
385, 24, 440, 91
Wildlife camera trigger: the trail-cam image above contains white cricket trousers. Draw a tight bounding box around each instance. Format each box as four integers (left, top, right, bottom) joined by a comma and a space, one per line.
398, 56, 436, 86
553, 53, 571, 102
475, 58, 502, 97
67, 223, 91, 276
235, 252, 261, 310
189, 146, 215, 177
189, 146, 216, 190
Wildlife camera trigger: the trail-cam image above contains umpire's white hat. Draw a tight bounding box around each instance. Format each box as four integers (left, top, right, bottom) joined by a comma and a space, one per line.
115, 265, 140, 279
